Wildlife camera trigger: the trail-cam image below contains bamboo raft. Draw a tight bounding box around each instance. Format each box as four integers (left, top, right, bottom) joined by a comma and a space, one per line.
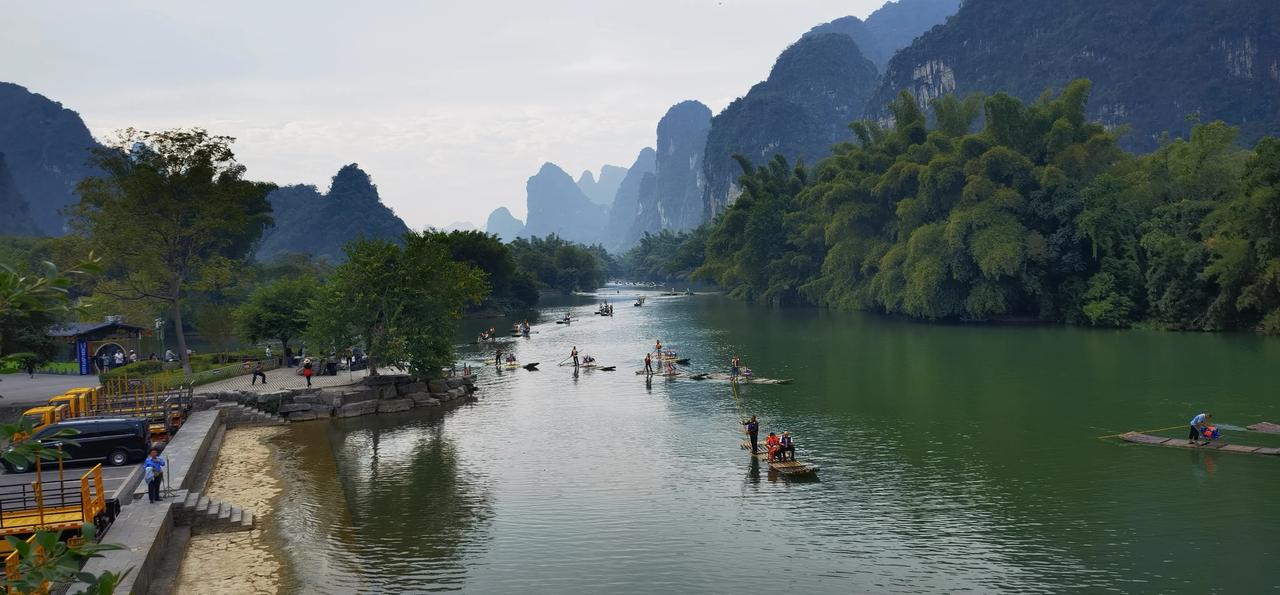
1247, 422, 1280, 434
1120, 432, 1280, 456
739, 440, 819, 476
631, 370, 790, 384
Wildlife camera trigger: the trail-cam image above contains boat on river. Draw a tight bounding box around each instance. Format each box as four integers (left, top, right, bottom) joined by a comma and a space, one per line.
1120, 432, 1280, 456
740, 440, 819, 476
702, 373, 792, 385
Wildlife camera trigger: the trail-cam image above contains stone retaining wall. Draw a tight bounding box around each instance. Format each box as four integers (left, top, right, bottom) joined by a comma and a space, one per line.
194, 373, 477, 422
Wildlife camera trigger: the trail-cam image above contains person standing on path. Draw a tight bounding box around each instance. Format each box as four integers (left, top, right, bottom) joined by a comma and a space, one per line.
251, 361, 267, 385
743, 415, 760, 454
302, 358, 313, 387
1189, 411, 1212, 445
144, 449, 166, 503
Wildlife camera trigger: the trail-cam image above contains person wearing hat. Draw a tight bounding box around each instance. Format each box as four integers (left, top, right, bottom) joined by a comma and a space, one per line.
779, 431, 795, 461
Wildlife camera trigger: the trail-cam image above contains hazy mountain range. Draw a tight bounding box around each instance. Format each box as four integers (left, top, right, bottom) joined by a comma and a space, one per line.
4, 0, 1279, 261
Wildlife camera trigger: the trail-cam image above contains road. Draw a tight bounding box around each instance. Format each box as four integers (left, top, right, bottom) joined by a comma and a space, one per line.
0, 373, 98, 406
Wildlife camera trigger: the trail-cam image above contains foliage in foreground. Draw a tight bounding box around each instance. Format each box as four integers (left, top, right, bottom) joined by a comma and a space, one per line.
677, 79, 1280, 332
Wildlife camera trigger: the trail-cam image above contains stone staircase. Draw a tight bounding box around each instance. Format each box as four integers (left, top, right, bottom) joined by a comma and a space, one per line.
214, 402, 286, 427
172, 489, 255, 535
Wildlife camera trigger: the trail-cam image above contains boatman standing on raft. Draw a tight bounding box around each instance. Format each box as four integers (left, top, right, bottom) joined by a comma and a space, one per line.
743, 415, 760, 454
644, 352, 653, 375
1189, 411, 1213, 445
571, 346, 579, 367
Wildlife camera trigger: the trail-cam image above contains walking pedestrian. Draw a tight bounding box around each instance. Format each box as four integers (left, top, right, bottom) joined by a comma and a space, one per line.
302, 358, 313, 387
251, 361, 268, 385
143, 449, 166, 503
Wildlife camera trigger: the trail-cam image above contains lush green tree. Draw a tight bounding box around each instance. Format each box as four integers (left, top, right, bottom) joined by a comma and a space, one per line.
234, 276, 315, 354
306, 233, 486, 380
507, 235, 607, 294
0, 256, 98, 379
427, 230, 538, 308
70, 129, 274, 373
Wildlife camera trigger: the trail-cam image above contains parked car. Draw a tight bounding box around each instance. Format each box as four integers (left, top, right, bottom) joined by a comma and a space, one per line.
2, 417, 151, 472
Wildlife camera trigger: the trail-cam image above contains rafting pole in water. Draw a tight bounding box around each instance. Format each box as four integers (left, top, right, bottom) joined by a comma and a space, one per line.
1096, 425, 1189, 440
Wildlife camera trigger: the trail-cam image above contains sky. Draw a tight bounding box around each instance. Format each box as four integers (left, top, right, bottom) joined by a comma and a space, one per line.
3, 0, 884, 230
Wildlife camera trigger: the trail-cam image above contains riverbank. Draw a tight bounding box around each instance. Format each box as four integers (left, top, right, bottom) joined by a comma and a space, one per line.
172, 425, 288, 594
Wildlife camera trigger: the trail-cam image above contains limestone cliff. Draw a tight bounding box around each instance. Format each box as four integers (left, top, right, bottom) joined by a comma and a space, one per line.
255, 164, 410, 263
868, 0, 1280, 150
0, 83, 100, 235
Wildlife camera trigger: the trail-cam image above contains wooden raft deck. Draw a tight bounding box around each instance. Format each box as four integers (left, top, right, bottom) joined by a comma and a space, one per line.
739, 440, 819, 475
1120, 432, 1280, 456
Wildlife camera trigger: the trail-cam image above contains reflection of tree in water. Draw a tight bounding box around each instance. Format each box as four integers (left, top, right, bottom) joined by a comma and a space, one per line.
336, 414, 493, 591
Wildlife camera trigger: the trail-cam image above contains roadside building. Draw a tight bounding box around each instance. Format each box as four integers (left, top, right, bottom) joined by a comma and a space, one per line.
48, 316, 146, 375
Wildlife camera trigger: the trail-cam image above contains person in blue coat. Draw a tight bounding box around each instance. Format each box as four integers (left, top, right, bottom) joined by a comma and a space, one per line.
143, 449, 166, 503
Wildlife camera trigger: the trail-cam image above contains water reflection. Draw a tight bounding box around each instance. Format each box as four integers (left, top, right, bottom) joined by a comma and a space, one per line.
269, 288, 1280, 593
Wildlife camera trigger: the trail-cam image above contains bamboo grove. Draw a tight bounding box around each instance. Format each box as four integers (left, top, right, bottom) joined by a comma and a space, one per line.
627, 80, 1280, 333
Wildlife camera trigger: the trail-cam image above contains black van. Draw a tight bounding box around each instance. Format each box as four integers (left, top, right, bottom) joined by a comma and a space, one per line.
3, 417, 150, 472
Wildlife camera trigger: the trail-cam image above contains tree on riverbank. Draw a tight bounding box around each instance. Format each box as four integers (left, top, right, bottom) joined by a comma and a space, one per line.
667, 79, 1280, 333
234, 275, 315, 356
70, 129, 275, 373
508, 234, 608, 293
306, 233, 487, 380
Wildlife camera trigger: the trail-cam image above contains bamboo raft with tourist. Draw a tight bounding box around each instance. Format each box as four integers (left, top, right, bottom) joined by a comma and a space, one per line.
740, 416, 818, 477
1110, 412, 1280, 457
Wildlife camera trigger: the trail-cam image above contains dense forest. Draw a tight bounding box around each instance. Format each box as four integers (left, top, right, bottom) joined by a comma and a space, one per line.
625, 80, 1280, 334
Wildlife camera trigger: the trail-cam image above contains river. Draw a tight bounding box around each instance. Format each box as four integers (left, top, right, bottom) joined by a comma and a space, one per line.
264, 286, 1280, 593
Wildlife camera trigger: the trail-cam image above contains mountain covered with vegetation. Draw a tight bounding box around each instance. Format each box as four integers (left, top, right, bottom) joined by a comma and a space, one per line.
523, 162, 608, 245
603, 147, 656, 253
0, 153, 40, 235
869, 0, 1280, 151
701, 33, 880, 221
256, 164, 410, 263
803, 0, 960, 70
0, 83, 100, 235
640, 80, 1280, 333
485, 206, 525, 242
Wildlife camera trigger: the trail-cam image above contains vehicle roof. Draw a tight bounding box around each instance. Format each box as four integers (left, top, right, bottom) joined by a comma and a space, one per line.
49, 417, 145, 425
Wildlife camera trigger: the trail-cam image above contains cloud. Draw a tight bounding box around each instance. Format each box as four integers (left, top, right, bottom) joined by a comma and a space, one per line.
4, 0, 883, 229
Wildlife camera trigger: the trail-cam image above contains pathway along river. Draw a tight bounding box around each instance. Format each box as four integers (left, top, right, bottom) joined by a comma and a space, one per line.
265, 286, 1280, 593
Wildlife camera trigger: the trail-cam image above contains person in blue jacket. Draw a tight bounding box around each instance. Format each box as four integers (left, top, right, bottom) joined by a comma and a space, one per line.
143, 448, 166, 503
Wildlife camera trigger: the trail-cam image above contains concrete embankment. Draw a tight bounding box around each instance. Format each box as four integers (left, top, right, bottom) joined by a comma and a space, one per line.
74, 373, 478, 594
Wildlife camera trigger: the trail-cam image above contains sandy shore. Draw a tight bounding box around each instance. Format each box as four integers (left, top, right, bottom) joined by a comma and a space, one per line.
172, 425, 288, 594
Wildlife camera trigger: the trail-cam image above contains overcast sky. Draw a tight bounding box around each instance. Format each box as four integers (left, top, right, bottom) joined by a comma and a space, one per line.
4, 0, 883, 229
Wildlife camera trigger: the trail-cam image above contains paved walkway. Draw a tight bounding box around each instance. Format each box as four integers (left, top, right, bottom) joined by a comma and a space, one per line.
0, 373, 98, 406
193, 365, 377, 395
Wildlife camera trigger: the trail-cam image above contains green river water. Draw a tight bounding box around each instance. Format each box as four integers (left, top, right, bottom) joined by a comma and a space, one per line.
265, 286, 1280, 593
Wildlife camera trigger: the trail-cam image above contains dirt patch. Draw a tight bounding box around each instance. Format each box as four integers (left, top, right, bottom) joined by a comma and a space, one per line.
172, 425, 288, 594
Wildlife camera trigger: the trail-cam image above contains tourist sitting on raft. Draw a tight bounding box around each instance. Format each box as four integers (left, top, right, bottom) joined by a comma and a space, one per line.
505, 353, 517, 363
765, 432, 781, 461
582, 354, 595, 365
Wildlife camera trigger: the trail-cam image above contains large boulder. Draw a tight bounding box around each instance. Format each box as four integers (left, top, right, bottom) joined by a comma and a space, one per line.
376, 398, 414, 413
408, 393, 440, 407
398, 382, 427, 396
337, 400, 378, 418
285, 410, 319, 422
427, 379, 449, 394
